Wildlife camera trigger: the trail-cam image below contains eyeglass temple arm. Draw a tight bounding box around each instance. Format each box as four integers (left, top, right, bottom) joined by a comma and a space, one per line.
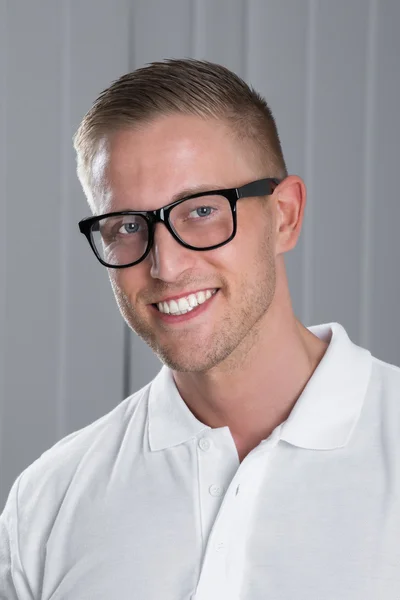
238, 178, 280, 198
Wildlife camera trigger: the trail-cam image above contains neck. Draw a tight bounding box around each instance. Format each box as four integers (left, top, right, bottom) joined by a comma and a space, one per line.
172, 277, 329, 462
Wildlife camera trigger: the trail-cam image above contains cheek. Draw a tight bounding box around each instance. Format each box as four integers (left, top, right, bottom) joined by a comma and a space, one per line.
229, 216, 275, 284
204, 214, 258, 275
228, 218, 262, 265
109, 269, 138, 302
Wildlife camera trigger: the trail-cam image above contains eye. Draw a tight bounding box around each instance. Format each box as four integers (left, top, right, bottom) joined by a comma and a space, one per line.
189, 206, 215, 219
118, 222, 140, 235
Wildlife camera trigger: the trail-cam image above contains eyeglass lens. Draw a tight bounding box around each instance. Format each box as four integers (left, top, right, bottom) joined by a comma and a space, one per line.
91, 194, 234, 267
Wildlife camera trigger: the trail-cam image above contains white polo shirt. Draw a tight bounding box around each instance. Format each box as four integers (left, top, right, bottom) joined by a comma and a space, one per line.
1, 322, 400, 599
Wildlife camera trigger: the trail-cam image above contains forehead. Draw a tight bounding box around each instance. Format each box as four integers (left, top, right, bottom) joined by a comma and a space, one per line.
91, 114, 258, 213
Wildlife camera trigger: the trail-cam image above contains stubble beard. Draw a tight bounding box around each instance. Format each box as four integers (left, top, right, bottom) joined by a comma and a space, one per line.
110, 230, 276, 373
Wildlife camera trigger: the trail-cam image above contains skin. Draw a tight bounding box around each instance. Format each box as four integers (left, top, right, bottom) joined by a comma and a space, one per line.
90, 113, 329, 462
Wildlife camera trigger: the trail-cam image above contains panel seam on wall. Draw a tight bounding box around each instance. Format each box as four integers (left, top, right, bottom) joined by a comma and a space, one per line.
0, 0, 8, 472
58, 0, 71, 438
360, 0, 378, 348
191, 0, 202, 58
128, 0, 136, 69
303, 0, 317, 324
241, 0, 249, 79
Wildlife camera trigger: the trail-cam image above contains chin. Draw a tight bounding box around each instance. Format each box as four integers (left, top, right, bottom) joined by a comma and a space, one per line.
153, 344, 220, 372
156, 337, 237, 373
157, 354, 211, 373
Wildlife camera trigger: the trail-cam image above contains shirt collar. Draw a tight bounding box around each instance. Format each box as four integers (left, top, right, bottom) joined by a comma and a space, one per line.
148, 322, 372, 452
148, 364, 209, 451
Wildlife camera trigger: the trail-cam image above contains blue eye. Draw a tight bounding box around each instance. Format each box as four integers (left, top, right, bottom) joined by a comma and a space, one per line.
189, 206, 214, 219
119, 222, 140, 234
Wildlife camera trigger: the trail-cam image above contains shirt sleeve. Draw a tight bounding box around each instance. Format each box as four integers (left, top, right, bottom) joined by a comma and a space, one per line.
0, 474, 34, 600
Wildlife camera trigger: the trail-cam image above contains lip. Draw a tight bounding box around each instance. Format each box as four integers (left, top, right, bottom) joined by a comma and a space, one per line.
149, 289, 219, 324
151, 287, 218, 305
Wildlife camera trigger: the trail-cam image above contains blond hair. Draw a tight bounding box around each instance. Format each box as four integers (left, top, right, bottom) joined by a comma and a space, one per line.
73, 59, 287, 207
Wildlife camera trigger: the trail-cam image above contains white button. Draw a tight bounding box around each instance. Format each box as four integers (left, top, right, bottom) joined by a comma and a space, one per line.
209, 484, 225, 497
215, 541, 225, 552
198, 437, 211, 451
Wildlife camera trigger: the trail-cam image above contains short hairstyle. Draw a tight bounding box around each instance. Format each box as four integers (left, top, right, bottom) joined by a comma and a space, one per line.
73, 58, 288, 207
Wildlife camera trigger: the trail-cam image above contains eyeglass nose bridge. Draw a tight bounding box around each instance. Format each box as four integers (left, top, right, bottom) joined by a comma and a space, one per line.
145, 204, 185, 253
146, 205, 170, 226
152, 206, 166, 221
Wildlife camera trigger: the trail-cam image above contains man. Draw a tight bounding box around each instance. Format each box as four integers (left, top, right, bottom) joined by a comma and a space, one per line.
1, 59, 399, 599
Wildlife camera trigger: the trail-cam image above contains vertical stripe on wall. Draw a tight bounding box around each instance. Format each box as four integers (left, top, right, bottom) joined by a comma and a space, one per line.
360, 0, 378, 349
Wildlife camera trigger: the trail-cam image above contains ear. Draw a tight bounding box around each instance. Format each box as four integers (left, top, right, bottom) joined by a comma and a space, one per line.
273, 175, 306, 255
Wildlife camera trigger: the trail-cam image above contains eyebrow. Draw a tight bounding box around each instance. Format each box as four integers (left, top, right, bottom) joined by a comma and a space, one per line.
101, 183, 228, 215
169, 182, 226, 203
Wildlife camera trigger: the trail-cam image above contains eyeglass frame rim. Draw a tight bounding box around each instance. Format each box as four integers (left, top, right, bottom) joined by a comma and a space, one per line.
78, 176, 282, 269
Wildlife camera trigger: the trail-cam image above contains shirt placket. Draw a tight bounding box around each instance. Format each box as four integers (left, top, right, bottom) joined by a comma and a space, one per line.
192, 424, 283, 600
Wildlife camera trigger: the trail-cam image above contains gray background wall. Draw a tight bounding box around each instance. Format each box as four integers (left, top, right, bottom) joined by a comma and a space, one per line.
0, 0, 399, 511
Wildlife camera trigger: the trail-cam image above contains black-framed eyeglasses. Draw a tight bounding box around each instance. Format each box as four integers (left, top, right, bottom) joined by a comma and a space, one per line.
78, 177, 281, 269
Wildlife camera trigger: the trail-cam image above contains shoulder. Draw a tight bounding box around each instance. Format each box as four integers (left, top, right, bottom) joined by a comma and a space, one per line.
0, 380, 153, 594
370, 355, 400, 391
11, 380, 152, 524
367, 355, 400, 425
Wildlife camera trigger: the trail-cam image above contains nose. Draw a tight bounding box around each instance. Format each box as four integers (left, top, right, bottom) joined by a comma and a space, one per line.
148, 222, 196, 282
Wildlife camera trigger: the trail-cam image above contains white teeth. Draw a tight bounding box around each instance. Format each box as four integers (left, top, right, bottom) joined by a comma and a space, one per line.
178, 297, 190, 311
188, 294, 198, 308
169, 299, 179, 314
157, 288, 217, 314
196, 291, 206, 304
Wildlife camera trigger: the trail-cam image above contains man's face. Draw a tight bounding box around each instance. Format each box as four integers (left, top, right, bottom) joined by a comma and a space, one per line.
91, 114, 278, 373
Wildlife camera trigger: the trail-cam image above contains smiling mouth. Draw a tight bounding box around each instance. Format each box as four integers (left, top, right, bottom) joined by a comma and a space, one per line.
152, 289, 219, 316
